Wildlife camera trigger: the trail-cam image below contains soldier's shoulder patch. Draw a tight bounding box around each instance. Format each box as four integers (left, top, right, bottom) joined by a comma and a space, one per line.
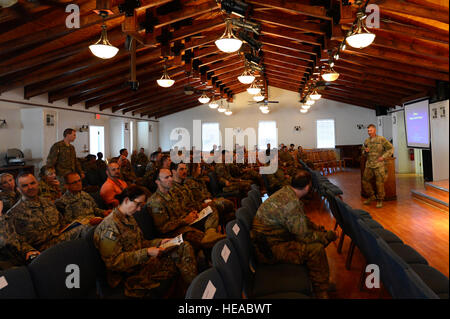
103, 228, 118, 241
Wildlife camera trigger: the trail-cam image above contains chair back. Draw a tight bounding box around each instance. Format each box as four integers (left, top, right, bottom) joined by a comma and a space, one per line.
241, 197, 257, 216
235, 206, 254, 231
211, 239, 243, 298
356, 219, 382, 265
134, 205, 160, 240
0, 266, 37, 299
27, 238, 103, 298
248, 189, 262, 208
185, 267, 229, 299
207, 171, 221, 196
250, 184, 261, 197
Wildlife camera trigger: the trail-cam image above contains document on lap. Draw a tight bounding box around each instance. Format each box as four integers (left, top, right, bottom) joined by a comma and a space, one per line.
189, 206, 213, 225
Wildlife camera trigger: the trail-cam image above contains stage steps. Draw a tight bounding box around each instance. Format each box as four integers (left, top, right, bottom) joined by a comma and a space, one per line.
411, 180, 449, 211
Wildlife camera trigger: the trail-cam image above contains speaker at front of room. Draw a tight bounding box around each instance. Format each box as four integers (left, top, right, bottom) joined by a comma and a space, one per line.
375, 106, 388, 116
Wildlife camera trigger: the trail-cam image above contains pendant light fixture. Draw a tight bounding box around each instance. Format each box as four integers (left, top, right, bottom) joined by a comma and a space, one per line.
310, 90, 322, 100
321, 66, 339, 82
218, 100, 226, 112
89, 21, 119, 59
300, 108, 308, 113
224, 102, 233, 116
253, 93, 265, 102
198, 93, 210, 104
156, 58, 175, 88
247, 82, 261, 95
209, 97, 219, 109
301, 103, 311, 110
305, 99, 315, 106
261, 106, 270, 114
215, 18, 243, 53
238, 64, 255, 84
346, 7, 376, 49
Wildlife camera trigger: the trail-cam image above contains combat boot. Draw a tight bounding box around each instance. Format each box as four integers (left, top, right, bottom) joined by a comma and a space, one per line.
363, 196, 375, 205
201, 228, 226, 248
376, 200, 383, 208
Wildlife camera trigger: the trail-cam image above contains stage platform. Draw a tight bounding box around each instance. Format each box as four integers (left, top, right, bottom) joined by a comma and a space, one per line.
412, 179, 449, 212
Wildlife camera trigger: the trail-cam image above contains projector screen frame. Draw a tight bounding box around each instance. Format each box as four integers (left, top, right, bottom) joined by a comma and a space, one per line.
403, 98, 431, 150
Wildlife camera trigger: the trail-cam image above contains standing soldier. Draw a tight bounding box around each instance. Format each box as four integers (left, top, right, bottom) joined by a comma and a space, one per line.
118, 148, 137, 184
250, 170, 337, 299
0, 173, 20, 215
362, 124, 394, 208
137, 148, 149, 167
46, 128, 84, 181
94, 186, 197, 298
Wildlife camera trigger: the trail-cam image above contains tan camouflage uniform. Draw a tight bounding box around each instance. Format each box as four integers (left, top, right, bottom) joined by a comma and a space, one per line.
46, 140, 83, 178
137, 153, 149, 167
250, 186, 336, 295
147, 190, 205, 247
5, 197, 89, 255
362, 135, 394, 200
38, 179, 62, 202
0, 190, 20, 214
215, 163, 251, 194
94, 208, 197, 298
0, 215, 30, 270
266, 167, 291, 193
55, 190, 106, 224
119, 158, 137, 184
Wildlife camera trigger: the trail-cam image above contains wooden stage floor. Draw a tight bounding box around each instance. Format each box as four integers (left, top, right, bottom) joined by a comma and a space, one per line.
305, 168, 449, 299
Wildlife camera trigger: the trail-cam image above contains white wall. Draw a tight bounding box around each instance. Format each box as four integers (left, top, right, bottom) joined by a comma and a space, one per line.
0, 88, 157, 168
158, 86, 377, 151
137, 121, 149, 151
430, 99, 449, 181
0, 104, 22, 166
392, 110, 414, 173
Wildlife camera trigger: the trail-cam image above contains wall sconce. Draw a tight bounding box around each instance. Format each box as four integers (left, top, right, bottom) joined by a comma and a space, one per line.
294, 126, 301, 131
79, 125, 89, 132
356, 124, 366, 130
0, 119, 7, 128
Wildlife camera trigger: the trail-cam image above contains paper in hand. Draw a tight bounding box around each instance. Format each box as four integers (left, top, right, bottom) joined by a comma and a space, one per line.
159, 234, 184, 249
189, 206, 213, 225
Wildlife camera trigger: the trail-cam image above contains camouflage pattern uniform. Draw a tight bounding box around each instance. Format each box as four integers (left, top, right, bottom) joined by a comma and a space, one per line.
250, 185, 336, 295
0, 215, 30, 270
0, 190, 20, 214
170, 181, 220, 231
137, 153, 149, 167
266, 167, 291, 193
38, 179, 62, 202
184, 177, 235, 226
55, 190, 106, 224
5, 197, 89, 254
279, 151, 300, 176
46, 140, 83, 178
94, 208, 197, 298
119, 158, 137, 184
147, 190, 205, 248
215, 163, 251, 194
362, 135, 394, 200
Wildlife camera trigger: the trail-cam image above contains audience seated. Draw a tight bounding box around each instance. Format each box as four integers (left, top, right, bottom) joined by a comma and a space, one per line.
100, 162, 128, 209
94, 185, 197, 298
0, 173, 20, 215
38, 166, 62, 201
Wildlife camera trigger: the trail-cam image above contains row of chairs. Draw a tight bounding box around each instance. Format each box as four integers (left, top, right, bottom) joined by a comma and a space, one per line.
305, 149, 345, 175
303, 159, 448, 298
185, 185, 313, 299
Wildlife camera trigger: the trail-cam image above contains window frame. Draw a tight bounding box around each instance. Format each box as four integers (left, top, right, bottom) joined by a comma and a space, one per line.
316, 118, 336, 149
201, 122, 221, 152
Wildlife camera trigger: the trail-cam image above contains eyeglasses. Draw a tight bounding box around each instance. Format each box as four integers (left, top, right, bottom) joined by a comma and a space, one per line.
132, 200, 145, 208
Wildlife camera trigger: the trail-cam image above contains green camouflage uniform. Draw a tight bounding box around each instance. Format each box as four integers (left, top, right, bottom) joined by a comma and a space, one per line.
266, 167, 291, 193
55, 190, 106, 225
279, 151, 300, 176
38, 179, 62, 202
250, 186, 334, 294
215, 163, 251, 194
46, 140, 83, 178
362, 135, 394, 200
0, 190, 20, 214
94, 208, 197, 298
184, 177, 235, 226
0, 215, 30, 270
119, 158, 137, 184
137, 153, 149, 167
169, 181, 220, 231
5, 197, 89, 255
147, 190, 205, 248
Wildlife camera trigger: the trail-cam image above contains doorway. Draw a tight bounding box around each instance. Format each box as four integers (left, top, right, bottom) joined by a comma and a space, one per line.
89, 125, 105, 156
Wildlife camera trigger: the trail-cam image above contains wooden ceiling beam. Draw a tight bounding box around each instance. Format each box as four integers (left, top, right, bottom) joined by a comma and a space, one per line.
323, 85, 400, 105
263, 44, 316, 63
251, 11, 327, 35
335, 75, 416, 96
260, 35, 318, 56
320, 88, 395, 107
263, 52, 312, 69
247, 0, 332, 20
139, 94, 202, 116
320, 94, 375, 109
260, 30, 322, 47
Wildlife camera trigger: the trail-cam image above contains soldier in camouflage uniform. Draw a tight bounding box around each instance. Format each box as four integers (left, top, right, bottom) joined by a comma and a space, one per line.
118, 148, 138, 184
137, 148, 149, 167
55, 172, 108, 225
0, 173, 20, 214
215, 151, 251, 195
46, 128, 84, 180
250, 170, 337, 298
279, 146, 301, 176
141, 152, 162, 193
185, 163, 235, 226
147, 168, 224, 249
94, 185, 197, 298
362, 124, 394, 208
38, 166, 62, 201
5, 173, 89, 257
266, 165, 291, 194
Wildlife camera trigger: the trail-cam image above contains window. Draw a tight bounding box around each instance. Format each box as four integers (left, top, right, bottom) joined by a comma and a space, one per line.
258, 121, 277, 150
316, 119, 335, 148
202, 123, 220, 151
89, 126, 105, 156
